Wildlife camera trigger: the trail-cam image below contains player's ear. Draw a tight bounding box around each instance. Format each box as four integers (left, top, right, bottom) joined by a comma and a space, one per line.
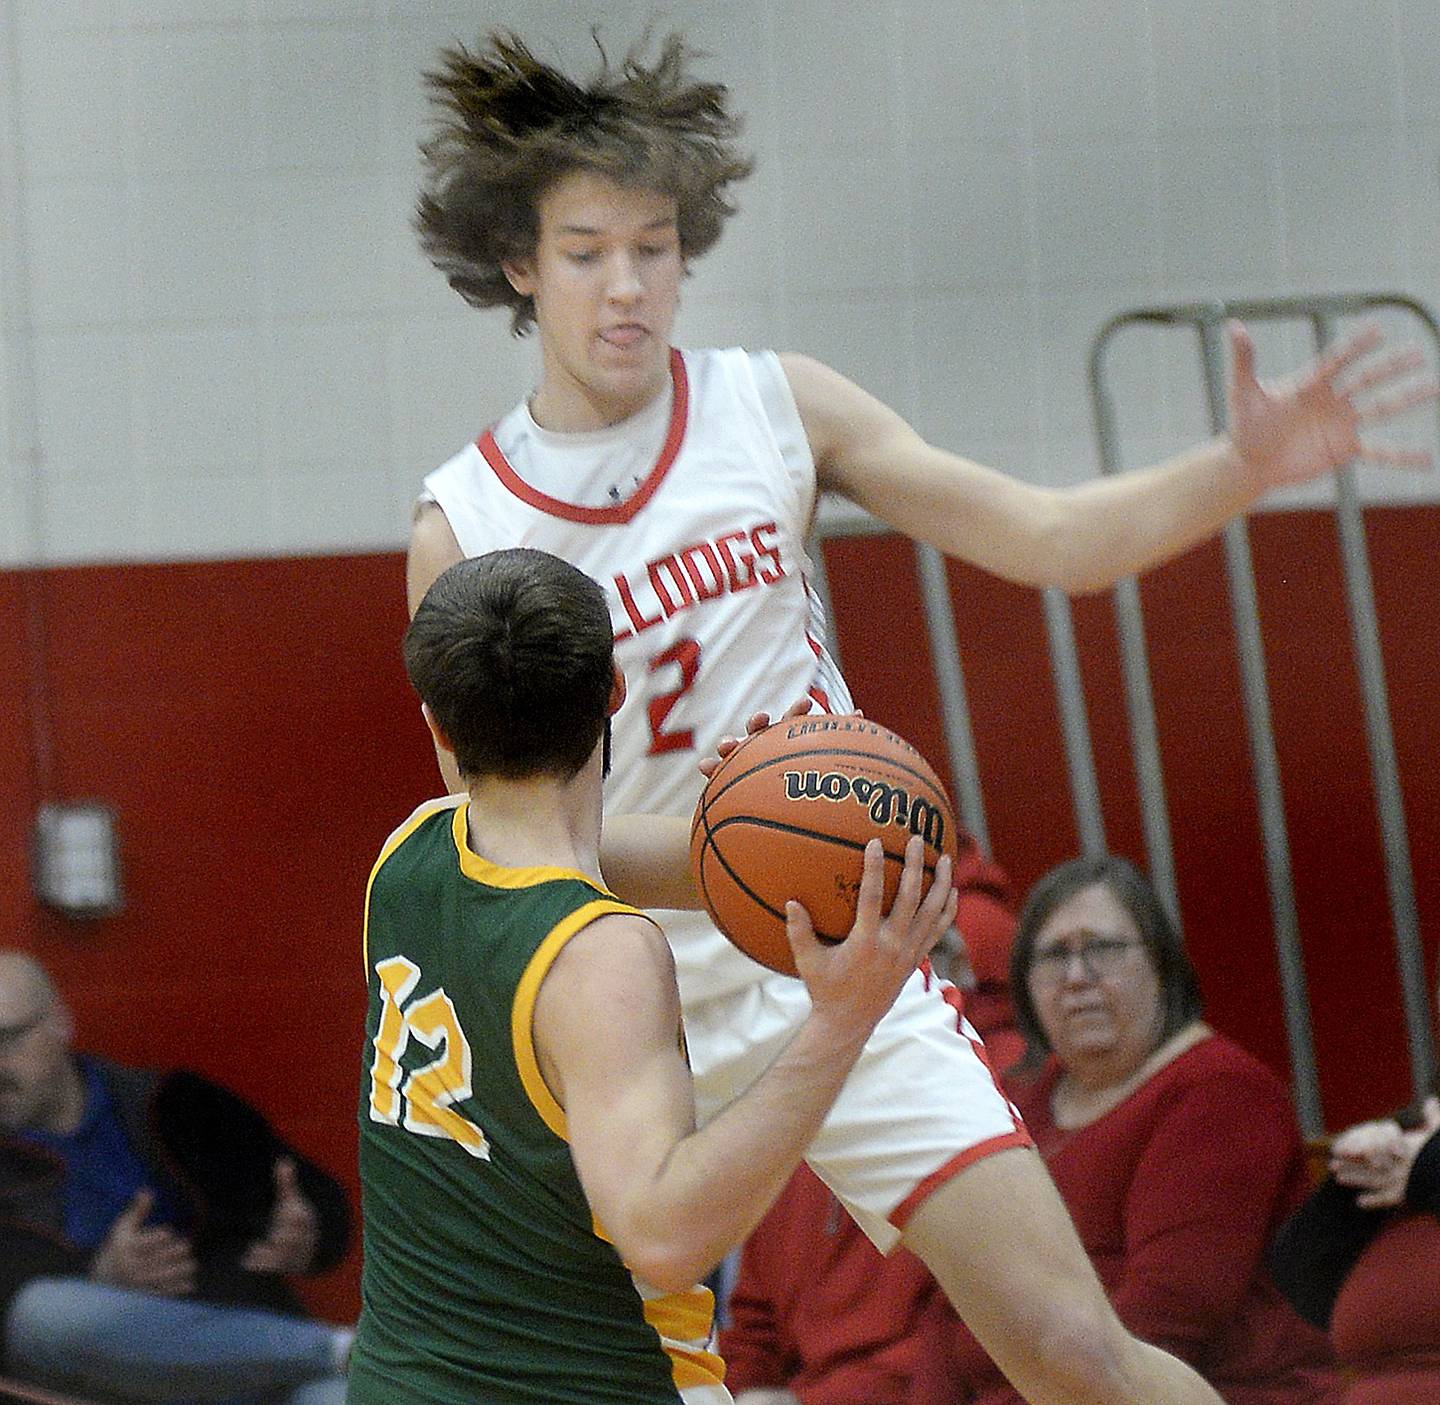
607, 662, 626, 717
502, 258, 537, 296
422, 703, 457, 758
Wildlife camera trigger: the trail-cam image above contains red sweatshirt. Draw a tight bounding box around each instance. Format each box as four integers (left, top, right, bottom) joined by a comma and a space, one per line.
719, 1163, 957, 1405
946, 1035, 1342, 1405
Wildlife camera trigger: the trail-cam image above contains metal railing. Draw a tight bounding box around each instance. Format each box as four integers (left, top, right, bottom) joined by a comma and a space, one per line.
811, 292, 1440, 1137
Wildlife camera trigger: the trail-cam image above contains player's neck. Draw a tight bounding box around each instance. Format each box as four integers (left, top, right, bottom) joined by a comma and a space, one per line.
528, 358, 671, 433
463, 771, 603, 882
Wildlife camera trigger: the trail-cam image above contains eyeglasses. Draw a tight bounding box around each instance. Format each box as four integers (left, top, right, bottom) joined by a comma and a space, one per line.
1028, 937, 1142, 986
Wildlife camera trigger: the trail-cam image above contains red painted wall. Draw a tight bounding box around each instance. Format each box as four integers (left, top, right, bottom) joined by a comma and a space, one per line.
826, 507, 1440, 1132
2, 511, 1437, 1318
3, 554, 437, 1319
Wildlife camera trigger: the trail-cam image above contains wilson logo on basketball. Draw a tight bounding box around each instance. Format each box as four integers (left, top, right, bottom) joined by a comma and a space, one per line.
781, 771, 948, 849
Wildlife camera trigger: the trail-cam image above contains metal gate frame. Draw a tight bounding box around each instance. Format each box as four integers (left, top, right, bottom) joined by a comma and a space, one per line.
811, 291, 1440, 1137
1083, 293, 1440, 1135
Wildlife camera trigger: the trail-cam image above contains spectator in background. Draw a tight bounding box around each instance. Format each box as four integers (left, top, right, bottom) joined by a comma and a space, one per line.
943, 855, 1341, 1405
0, 950, 353, 1405
720, 862, 1024, 1405
719, 1165, 954, 1405
928, 851, 1025, 1076
1270, 966, 1440, 1405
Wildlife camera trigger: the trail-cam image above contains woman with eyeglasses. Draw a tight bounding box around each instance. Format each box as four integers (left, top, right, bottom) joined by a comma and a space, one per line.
940, 855, 1342, 1405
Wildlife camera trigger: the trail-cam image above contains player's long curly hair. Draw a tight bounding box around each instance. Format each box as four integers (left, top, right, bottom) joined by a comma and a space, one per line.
415, 31, 753, 335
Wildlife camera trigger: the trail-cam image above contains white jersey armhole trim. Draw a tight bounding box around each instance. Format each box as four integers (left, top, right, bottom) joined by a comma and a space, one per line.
746, 349, 817, 531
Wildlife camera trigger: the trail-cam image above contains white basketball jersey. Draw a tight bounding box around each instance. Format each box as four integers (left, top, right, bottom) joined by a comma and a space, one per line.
423, 347, 853, 1004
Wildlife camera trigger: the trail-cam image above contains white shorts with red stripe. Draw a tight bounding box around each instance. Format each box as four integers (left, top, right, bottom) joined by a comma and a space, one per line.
682, 965, 1031, 1253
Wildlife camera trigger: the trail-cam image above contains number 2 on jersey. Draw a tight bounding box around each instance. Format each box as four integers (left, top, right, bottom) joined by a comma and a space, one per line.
368, 955, 490, 1159
647, 636, 701, 755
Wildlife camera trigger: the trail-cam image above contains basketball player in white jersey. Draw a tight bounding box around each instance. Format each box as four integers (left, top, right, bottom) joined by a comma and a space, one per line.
404, 33, 1434, 1405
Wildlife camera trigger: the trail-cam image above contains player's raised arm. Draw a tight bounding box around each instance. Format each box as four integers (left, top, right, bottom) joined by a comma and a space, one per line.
407, 502, 468, 794
535, 837, 956, 1293
408, 501, 466, 619
784, 321, 1437, 596
598, 814, 698, 910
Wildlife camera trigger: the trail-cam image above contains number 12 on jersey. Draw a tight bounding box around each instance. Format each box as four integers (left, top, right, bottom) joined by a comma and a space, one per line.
368, 955, 490, 1159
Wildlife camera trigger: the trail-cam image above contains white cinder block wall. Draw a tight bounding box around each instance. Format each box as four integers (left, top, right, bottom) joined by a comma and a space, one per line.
1, 0, 1436, 567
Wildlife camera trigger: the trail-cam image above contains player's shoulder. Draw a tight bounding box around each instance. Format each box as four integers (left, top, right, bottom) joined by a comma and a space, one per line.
545, 908, 674, 999
771, 352, 866, 422
371, 795, 465, 874
774, 350, 830, 378
415, 422, 508, 521
774, 350, 843, 384
410, 495, 461, 547
411, 437, 482, 540
423, 434, 487, 491
680, 343, 798, 382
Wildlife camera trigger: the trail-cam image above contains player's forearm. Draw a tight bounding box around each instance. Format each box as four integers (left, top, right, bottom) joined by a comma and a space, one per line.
800, 353, 1258, 597
847, 435, 1254, 598
1121, 1339, 1228, 1405
624, 1009, 871, 1291
600, 814, 699, 909
1039, 437, 1252, 594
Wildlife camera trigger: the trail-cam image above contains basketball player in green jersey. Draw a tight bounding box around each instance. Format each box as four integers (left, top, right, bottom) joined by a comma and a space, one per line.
349, 547, 957, 1405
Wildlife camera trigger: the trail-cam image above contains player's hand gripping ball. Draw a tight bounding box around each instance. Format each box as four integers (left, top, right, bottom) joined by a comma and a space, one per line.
689, 715, 960, 975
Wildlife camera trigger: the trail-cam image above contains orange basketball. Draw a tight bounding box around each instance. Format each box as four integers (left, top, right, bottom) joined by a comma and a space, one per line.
689, 714, 960, 976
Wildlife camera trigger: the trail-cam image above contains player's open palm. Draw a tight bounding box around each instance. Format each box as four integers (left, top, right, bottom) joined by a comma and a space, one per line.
788, 836, 955, 1039
1229, 319, 1437, 490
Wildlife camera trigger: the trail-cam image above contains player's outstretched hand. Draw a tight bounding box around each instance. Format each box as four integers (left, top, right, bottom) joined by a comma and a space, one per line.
1229, 319, 1439, 492
699, 701, 864, 779
787, 836, 956, 1039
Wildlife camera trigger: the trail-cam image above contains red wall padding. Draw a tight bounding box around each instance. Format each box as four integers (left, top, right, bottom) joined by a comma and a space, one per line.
3, 554, 437, 1319
825, 508, 1439, 1135
2, 512, 1437, 1319
1, 574, 36, 942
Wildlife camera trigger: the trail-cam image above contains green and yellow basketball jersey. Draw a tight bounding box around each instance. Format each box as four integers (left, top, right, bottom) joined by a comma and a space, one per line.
349, 796, 723, 1405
